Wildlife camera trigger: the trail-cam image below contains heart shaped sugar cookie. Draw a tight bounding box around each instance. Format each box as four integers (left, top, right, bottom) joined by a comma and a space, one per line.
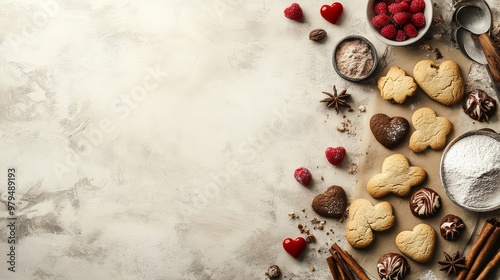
370, 114, 410, 149
413, 60, 464, 105
395, 224, 436, 263
312, 185, 347, 218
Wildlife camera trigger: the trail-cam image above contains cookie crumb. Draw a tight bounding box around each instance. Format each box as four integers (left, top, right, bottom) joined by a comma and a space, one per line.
301, 208, 305, 212
419, 42, 432, 51
305, 234, 316, 243
337, 119, 355, 135
288, 212, 296, 219
310, 217, 320, 224
358, 105, 366, 112
314, 223, 324, 230
321, 176, 324, 181
433, 48, 443, 60
298, 224, 310, 234
348, 163, 358, 175
310, 265, 315, 272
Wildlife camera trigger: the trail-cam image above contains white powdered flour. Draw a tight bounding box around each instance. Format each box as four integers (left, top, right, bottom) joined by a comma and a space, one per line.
442, 134, 500, 209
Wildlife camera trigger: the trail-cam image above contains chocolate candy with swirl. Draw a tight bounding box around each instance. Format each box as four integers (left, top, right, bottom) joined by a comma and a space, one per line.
462, 89, 497, 122
409, 187, 441, 218
377, 253, 411, 280
440, 214, 465, 240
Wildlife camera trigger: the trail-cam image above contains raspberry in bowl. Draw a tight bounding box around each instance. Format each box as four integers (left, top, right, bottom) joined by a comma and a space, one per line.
367, 0, 433, 46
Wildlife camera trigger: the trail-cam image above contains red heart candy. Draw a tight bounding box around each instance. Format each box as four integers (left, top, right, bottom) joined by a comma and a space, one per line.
283, 237, 307, 259
321, 2, 344, 24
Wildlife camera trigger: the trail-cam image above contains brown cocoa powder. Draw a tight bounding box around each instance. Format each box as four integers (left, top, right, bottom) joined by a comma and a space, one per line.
335, 39, 374, 79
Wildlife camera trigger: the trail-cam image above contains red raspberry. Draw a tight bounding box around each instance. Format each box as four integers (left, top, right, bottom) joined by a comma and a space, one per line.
372, 14, 391, 29
409, 0, 425, 13
325, 146, 346, 166
393, 12, 409, 25
284, 3, 303, 21
388, 3, 403, 14
404, 23, 418, 37
395, 30, 408, 41
411, 12, 426, 28
294, 167, 312, 187
399, 1, 409, 11
380, 24, 397, 39
374, 2, 388, 15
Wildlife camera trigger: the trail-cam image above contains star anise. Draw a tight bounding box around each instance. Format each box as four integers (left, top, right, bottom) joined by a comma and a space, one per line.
320, 85, 351, 114
438, 251, 466, 277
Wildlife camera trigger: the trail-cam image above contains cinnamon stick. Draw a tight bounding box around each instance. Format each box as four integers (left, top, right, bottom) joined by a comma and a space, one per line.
458, 218, 500, 280
477, 248, 500, 280
330, 250, 355, 280
326, 256, 340, 280
465, 223, 500, 280
331, 243, 370, 280
335, 261, 347, 280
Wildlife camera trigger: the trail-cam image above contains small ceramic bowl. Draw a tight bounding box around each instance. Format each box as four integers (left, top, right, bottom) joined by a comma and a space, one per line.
440, 129, 500, 212
366, 0, 433, 46
332, 35, 378, 82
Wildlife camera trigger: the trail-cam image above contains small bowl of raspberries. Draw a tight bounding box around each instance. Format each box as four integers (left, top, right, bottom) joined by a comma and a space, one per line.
367, 0, 433, 46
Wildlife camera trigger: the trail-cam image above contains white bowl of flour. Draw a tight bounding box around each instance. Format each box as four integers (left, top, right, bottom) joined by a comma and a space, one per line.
440, 130, 500, 212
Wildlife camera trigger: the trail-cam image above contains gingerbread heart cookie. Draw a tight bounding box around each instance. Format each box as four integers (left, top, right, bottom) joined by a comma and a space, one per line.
370, 114, 410, 149
346, 199, 395, 249
395, 224, 436, 263
312, 185, 347, 218
367, 154, 426, 198
409, 107, 453, 152
413, 60, 464, 105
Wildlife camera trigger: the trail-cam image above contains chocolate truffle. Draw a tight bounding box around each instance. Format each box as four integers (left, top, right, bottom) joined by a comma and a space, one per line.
377, 253, 411, 280
462, 89, 497, 122
410, 187, 441, 218
265, 265, 281, 279
440, 214, 465, 240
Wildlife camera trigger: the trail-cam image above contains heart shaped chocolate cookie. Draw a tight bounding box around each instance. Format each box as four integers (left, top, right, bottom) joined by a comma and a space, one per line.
413, 60, 464, 105
370, 113, 409, 149
312, 185, 347, 218
395, 224, 436, 263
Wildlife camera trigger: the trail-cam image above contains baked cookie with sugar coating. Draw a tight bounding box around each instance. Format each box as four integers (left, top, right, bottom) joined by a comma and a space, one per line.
346, 199, 395, 249
367, 154, 427, 198
409, 107, 453, 152
413, 60, 464, 105
395, 224, 436, 263
377, 66, 417, 104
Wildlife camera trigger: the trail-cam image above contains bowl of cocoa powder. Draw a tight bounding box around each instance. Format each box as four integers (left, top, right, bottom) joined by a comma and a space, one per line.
332, 35, 378, 82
